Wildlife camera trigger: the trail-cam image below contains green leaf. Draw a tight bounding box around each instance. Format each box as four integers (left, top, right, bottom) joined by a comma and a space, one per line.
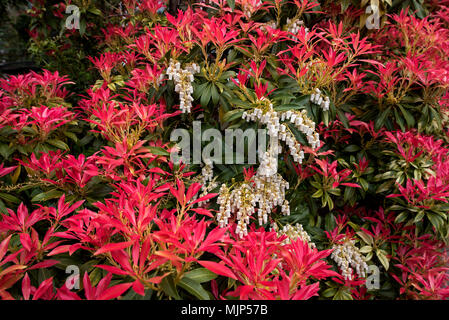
323, 110, 330, 126
89, 267, 104, 287
200, 83, 212, 107
0, 192, 20, 203
375, 107, 391, 130
222, 109, 244, 123
63, 131, 78, 142
31, 189, 64, 202
0, 199, 7, 214
211, 84, 219, 105
376, 180, 394, 193
358, 178, 369, 191
326, 194, 334, 210
147, 146, 170, 156
193, 82, 208, 99
337, 109, 349, 128
11, 166, 21, 185
399, 105, 415, 128
328, 188, 341, 196
394, 108, 405, 132
46, 139, 69, 150
344, 145, 361, 153
324, 213, 336, 232
227, 0, 235, 11
359, 246, 372, 254
413, 211, 425, 223
79, 19, 86, 36
394, 211, 408, 224
178, 277, 210, 300
334, 289, 353, 300
427, 212, 444, 232
322, 287, 337, 298
344, 186, 355, 204
160, 276, 181, 300
88, 7, 102, 15
356, 230, 373, 245
0, 144, 14, 159
376, 250, 389, 271
312, 189, 323, 198
184, 268, 218, 283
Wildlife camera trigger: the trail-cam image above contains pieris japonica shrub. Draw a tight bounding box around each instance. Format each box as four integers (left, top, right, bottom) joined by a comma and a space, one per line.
0, 0, 449, 300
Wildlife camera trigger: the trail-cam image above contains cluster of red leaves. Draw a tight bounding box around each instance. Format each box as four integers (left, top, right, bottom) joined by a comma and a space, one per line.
214, 228, 338, 300
0, 70, 72, 110
392, 234, 449, 300
385, 131, 449, 206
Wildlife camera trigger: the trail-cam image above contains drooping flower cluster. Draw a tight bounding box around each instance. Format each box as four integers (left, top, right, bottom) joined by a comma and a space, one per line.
262, 21, 278, 31
214, 100, 321, 237
310, 88, 330, 111
242, 0, 262, 18
199, 160, 214, 191
217, 171, 290, 237
286, 18, 309, 36
331, 239, 368, 281
242, 106, 320, 165
272, 223, 316, 248
166, 59, 200, 113
193, 160, 219, 206
253, 173, 290, 219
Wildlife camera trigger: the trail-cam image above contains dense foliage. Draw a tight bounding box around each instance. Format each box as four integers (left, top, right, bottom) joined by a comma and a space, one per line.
1, 0, 449, 300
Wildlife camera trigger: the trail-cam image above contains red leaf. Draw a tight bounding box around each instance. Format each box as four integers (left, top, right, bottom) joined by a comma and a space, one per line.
186, 183, 202, 203
154, 250, 183, 263
33, 277, 54, 300
197, 261, 237, 280
57, 285, 82, 300
190, 208, 214, 217
132, 280, 145, 296
169, 184, 183, 205
97, 282, 132, 300
147, 273, 169, 284
190, 193, 218, 205
20, 232, 32, 252
0, 235, 12, 262
0, 264, 27, 277
48, 245, 71, 256
341, 183, 361, 188
148, 167, 168, 175
95, 265, 130, 276
94, 241, 133, 255
28, 260, 59, 270
69, 243, 88, 255
83, 272, 94, 300
22, 273, 31, 300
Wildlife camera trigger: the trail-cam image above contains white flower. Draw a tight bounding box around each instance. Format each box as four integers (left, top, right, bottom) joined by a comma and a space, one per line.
310, 88, 331, 111
166, 59, 199, 113
274, 223, 316, 247
331, 239, 369, 280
